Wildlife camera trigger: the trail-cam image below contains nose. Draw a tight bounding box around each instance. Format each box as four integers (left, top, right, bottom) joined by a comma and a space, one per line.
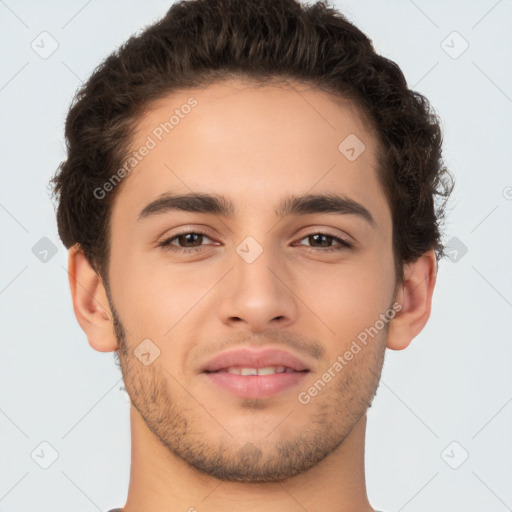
216, 244, 297, 333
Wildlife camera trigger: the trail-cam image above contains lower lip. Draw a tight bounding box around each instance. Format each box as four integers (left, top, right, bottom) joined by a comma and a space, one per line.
203, 370, 309, 399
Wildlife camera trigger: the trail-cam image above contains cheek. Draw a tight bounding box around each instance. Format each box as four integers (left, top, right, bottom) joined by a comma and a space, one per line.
108, 248, 177, 337
126, 275, 191, 338
297, 257, 393, 341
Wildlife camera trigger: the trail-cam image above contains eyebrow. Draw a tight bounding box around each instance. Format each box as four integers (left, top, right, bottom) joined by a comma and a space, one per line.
137, 192, 376, 228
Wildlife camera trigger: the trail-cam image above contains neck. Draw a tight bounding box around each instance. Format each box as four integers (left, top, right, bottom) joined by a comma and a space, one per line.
121, 406, 374, 512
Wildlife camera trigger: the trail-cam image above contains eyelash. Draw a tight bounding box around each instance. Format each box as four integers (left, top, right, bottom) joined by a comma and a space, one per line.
157, 229, 353, 254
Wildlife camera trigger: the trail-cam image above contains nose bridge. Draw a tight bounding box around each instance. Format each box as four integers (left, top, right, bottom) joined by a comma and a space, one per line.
217, 235, 297, 331
236, 238, 280, 290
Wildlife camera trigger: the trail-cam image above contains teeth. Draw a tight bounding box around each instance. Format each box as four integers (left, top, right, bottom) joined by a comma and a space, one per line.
226, 366, 288, 375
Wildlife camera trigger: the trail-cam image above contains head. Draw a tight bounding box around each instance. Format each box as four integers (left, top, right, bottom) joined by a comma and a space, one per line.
51, 0, 454, 483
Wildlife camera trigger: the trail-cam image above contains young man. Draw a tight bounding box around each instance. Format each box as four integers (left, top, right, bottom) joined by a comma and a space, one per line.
51, 0, 454, 510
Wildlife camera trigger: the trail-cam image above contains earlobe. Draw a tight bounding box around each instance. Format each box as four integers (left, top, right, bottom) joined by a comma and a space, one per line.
386, 249, 438, 351
67, 244, 118, 352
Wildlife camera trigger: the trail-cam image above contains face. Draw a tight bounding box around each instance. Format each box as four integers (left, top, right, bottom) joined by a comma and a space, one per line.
107, 78, 397, 482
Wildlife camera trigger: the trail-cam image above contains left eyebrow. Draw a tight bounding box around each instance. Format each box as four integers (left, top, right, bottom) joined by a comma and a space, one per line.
137, 192, 376, 228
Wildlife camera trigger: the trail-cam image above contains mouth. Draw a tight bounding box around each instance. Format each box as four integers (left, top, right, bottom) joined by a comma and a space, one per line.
201, 348, 311, 399
205, 366, 307, 375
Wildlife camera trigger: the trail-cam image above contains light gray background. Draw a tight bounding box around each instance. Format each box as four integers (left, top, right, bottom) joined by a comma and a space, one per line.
1, 1, 511, 511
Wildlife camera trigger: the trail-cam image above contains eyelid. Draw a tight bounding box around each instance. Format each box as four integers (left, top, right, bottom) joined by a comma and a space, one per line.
162, 222, 353, 238
295, 225, 355, 245
157, 225, 214, 242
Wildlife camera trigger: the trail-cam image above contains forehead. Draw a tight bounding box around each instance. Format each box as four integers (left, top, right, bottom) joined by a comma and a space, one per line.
113, 78, 389, 230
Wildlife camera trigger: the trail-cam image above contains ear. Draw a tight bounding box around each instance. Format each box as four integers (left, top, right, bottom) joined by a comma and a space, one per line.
67, 244, 118, 352
386, 249, 438, 351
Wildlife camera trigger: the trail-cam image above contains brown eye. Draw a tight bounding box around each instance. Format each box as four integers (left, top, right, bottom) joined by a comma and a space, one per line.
295, 232, 353, 253
173, 233, 205, 248
158, 231, 213, 252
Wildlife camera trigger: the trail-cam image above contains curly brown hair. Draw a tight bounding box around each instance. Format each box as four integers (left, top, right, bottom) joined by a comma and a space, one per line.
50, 0, 454, 287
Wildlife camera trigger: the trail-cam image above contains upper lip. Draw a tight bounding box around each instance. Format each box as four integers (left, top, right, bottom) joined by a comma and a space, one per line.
201, 348, 310, 373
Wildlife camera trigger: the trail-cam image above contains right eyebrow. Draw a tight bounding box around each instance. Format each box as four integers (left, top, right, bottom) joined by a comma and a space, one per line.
138, 193, 235, 220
